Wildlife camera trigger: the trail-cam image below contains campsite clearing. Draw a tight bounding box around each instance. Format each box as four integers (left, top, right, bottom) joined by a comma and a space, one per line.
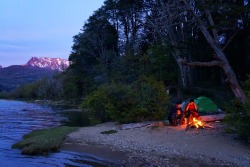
62, 122, 250, 166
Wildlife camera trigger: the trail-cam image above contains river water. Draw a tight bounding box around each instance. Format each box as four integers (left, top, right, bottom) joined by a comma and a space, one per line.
0, 99, 110, 167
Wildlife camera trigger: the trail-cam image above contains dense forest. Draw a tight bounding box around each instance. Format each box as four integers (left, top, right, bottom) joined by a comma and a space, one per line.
2, 0, 250, 141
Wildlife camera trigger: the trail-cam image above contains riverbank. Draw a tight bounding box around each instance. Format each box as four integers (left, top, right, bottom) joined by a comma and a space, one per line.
62, 122, 250, 167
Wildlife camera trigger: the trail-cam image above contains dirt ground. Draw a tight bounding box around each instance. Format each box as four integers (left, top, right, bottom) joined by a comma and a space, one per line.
62, 122, 250, 167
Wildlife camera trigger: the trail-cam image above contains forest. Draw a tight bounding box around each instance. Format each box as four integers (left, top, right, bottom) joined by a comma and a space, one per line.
2, 0, 250, 142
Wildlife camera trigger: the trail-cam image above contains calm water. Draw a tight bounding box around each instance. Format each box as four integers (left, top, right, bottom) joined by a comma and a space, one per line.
0, 99, 110, 167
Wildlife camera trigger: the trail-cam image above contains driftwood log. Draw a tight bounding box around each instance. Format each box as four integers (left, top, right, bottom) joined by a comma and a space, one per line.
121, 121, 166, 130
199, 114, 225, 122
121, 122, 151, 130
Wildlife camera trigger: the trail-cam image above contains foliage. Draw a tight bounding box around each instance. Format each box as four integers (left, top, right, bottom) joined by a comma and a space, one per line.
82, 77, 170, 124
81, 85, 111, 124
61, 74, 83, 99
68, 7, 119, 92
146, 43, 179, 84
2, 73, 64, 100
132, 76, 170, 121
225, 75, 250, 143
12, 126, 78, 155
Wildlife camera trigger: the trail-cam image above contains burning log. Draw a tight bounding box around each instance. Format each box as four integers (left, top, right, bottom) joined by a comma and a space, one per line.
185, 118, 204, 131
185, 118, 214, 131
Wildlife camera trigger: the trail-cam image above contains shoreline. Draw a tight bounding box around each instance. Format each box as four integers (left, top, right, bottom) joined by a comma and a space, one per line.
61, 122, 250, 166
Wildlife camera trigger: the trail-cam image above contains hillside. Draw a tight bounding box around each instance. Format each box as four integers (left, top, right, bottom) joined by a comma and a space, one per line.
0, 65, 55, 91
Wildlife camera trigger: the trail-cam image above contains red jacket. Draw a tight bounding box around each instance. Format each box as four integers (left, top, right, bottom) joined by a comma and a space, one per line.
185, 102, 198, 113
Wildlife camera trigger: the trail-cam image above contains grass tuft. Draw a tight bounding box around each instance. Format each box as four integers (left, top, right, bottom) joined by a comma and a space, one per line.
12, 126, 78, 155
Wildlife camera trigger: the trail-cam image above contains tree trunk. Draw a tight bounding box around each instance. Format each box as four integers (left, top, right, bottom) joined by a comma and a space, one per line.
173, 52, 188, 87
199, 23, 246, 103
183, 0, 247, 103
169, 29, 190, 88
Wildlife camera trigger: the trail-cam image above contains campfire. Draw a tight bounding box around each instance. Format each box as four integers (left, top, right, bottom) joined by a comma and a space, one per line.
192, 118, 204, 128
185, 117, 213, 131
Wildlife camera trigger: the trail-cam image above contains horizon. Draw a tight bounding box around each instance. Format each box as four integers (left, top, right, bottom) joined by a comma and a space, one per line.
0, 0, 104, 67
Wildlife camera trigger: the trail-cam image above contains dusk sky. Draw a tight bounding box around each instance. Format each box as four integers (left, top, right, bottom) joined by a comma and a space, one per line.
0, 0, 104, 67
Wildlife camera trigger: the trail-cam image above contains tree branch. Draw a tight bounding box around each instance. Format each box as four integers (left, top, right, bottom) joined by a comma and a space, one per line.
205, 10, 219, 43
177, 58, 222, 67
222, 28, 238, 51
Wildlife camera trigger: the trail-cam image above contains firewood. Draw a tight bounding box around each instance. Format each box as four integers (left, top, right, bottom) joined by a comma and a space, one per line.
185, 123, 203, 131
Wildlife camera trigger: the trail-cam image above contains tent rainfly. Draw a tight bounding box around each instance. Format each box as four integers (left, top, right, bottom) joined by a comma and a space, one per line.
181, 96, 219, 115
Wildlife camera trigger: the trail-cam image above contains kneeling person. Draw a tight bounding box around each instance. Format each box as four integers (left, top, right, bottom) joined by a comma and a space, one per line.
168, 102, 183, 126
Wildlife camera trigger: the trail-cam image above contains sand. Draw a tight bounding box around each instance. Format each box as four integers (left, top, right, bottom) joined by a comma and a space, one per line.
62, 122, 250, 167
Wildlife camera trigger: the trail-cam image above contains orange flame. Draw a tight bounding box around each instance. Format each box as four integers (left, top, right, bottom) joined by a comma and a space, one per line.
192, 118, 204, 128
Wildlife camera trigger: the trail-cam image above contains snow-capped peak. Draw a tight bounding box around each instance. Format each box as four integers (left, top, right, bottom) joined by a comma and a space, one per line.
24, 57, 70, 71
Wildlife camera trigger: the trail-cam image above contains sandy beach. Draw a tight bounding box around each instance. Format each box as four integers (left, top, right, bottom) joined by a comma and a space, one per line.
62, 122, 250, 167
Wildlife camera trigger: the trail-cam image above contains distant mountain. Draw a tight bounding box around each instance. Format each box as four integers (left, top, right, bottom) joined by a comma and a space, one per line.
24, 57, 70, 71
0, 57, 70, 92
0, 65, 56, 92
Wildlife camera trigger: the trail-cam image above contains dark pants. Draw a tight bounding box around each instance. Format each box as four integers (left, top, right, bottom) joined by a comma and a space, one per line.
173, 113, 182, 125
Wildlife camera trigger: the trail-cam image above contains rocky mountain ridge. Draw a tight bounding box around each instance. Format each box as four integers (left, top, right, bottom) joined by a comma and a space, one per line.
24, 57, 70, 71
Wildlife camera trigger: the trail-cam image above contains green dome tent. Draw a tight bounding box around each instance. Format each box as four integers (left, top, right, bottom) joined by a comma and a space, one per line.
194, 96, 219, 115
181, 96, 219, 115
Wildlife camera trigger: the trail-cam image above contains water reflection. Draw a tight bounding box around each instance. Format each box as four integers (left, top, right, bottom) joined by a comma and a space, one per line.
0, 100, 110, 167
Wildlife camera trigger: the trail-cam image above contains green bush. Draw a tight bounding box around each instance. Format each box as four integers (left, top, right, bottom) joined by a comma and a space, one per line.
132, 76, 169, 121
81, 86, 110, 124
81, 77, 170, 124
225, 100, 250, 143
225, 75, 250, 143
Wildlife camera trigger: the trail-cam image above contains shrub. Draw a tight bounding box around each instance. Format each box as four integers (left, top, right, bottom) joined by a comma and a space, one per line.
81, 87, 110, 124
82, 77, 170, 124
225, 100, 250, 143
131, 76, 170, 121
225, 75, 250, 143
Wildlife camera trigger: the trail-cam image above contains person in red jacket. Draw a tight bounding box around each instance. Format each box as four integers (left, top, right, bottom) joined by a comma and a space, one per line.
183, 99, 199, 124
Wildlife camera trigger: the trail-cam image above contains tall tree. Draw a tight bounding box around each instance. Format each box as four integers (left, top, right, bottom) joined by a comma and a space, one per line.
68, 7, 119, 94
104, 0, 147, 56
147, 0, 249, 103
